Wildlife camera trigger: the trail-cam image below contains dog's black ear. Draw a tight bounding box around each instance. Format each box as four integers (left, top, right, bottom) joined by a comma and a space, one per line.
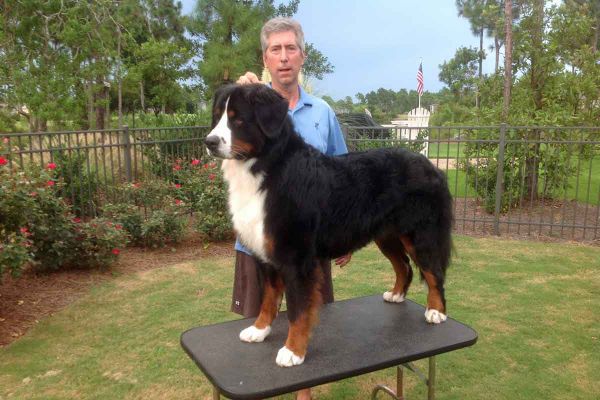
254, 86, 289, 138
211, 84, 236, 127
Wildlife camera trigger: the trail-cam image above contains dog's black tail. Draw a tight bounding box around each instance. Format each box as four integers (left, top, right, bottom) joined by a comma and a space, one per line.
412, 171, 454, 292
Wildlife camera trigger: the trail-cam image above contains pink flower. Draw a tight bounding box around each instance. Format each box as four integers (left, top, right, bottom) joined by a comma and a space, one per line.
29, 192, 38, 197
20, 227, 31, 236
2, 137, 9, 144
115, 224, 123, 230
0, 156, 7, 166
133, 182, 141, 188
112, 248, 120, 255
46, 162, 57, 170
72, 217, 82, 223
209, 162, 217, 169
46, 180, 55, 187
209, 174, 216, 181
173, 164, 182, 171
175, 184, 182, 189
191, 159, 200, 166
175, 199, 183, 205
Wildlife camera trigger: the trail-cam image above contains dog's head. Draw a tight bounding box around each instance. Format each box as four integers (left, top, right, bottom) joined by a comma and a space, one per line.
204, 84, 289, 160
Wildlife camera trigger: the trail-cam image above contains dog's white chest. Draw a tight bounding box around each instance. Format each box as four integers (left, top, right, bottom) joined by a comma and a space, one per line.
222, 159, 269, 262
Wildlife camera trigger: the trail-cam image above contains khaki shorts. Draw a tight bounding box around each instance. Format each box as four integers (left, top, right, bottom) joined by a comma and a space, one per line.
231, 251, 334, 318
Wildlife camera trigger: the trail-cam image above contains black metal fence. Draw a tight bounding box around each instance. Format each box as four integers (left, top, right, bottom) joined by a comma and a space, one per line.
1, 124, 599, 243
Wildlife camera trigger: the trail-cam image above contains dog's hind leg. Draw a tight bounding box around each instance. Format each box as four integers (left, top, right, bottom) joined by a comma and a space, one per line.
239, 272, 284, 343
375, 234, 413, 303
400, 235, 448, 324
275, 264, 324, 367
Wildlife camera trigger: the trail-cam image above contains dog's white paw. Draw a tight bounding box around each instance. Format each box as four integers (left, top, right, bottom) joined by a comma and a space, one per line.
239, 325, 271, 342
383, 291, 405, 303
275, 346, 305, 367
424, 309, 447, 324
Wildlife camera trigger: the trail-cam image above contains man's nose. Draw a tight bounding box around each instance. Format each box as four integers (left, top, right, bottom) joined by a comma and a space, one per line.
280, 48, 288, 62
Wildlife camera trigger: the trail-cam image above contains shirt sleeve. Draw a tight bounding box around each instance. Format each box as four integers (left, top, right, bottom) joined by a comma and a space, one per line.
326, 108, 348, 156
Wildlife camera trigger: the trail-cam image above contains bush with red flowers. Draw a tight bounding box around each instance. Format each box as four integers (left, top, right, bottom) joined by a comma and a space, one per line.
173, 159, 232, 241
102, 200, 187, 248
0, 162, 128, 277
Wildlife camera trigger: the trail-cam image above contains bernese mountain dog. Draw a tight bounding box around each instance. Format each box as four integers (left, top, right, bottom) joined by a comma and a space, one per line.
204, 84, 453, 367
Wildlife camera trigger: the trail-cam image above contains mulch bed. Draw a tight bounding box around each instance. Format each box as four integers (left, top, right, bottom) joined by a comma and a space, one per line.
1, 199, 598, 347
0, 234, 234, 347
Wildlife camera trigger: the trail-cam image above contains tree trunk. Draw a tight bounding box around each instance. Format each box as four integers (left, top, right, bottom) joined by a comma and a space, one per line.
502, 0, 513, 122
95, 76, 106, 130
593, 16, 599, 54
87, 78, 94, 129
495, 36, 501, 74
525, 0, 545, 201
117, 25, 123, 129
140, 81, 145, 112
476, 27, 483, 108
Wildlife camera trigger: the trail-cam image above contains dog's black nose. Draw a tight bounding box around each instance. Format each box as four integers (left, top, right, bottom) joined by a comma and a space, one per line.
204, 135, 220, 151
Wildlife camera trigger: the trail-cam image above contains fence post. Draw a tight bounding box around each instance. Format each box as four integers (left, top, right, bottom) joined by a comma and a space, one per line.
493, 124, 507, 236
123, 125, 132, 182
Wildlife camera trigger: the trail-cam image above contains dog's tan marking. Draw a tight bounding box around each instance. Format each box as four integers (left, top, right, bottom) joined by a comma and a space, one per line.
254, 276, 284, 329
284, 267, 323, 358
263, 234, 276, 261
422, 270, 446, 314
376, 235, 413, 297
231, 137, 255, 156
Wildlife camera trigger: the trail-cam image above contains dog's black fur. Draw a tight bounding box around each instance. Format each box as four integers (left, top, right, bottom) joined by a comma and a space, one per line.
206, 84, 453, 362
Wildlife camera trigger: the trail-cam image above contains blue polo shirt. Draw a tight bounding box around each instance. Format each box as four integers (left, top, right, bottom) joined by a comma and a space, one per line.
234, 86, 348, 255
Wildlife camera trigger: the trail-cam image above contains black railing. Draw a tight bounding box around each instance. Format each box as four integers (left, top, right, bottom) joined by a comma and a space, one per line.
2, 124, 599, 243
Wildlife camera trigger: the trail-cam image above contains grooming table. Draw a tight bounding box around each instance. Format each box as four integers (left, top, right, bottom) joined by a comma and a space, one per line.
181, 295, 477, 399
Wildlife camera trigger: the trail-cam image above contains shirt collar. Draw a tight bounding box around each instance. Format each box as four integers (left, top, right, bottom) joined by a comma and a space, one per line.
268, 83, 312, 113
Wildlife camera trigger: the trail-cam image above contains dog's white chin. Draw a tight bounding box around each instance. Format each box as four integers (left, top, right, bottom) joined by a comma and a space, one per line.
206, 148, 230, 159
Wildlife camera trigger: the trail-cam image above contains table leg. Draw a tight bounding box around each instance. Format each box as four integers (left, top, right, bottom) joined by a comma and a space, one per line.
396, 365, 404, 400
428, 357, 436, 400
371, 357, 436, 400
213, 385, 221, 400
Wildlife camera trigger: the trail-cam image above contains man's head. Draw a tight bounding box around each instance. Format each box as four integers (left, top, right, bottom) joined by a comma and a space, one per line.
260, 17, 305, 89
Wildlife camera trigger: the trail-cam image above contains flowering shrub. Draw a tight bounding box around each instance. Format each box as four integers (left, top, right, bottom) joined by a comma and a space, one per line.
0, 161, 127, 277
51, 148, 100, 217
102, 201, 187, 248
173, 159, 233, 241
0, 230, 34, 277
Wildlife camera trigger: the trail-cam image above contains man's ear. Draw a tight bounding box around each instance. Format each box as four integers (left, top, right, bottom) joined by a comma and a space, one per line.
254, 88, 289, 138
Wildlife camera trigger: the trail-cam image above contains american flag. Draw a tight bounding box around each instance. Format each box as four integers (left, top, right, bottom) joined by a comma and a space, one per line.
416, 62, 424, 96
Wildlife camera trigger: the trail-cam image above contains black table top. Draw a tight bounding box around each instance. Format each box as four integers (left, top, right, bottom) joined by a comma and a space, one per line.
181, 295, 477, 400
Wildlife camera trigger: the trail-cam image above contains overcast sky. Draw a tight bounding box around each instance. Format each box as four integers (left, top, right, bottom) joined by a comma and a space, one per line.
180, 0, 499, 99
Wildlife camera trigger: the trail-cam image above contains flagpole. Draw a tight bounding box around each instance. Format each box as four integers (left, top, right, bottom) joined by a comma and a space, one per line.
418, 58, 422, 109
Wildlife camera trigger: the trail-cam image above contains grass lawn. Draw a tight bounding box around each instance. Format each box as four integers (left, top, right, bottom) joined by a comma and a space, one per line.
1, 236, 598, 399
428, 142, 464, 159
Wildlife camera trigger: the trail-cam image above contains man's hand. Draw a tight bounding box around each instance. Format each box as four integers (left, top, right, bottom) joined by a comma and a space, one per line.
334, 253, 352, 268
237, 72, 262, 85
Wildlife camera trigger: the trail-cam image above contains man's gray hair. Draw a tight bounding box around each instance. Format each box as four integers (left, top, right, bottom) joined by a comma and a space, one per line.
260, 17, 305, 54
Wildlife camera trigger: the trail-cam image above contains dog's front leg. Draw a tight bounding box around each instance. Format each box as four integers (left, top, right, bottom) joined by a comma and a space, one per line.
239, 273, 284, 342
276, 266, 323, 367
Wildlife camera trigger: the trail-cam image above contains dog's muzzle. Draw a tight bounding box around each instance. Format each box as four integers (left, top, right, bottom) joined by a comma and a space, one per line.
204, 135, 222, 157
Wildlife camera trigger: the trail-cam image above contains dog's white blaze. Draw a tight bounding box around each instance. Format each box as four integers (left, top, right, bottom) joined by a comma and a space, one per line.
221, 158, 269, 262
206, 98, 232, 157
276, 346, 305, 367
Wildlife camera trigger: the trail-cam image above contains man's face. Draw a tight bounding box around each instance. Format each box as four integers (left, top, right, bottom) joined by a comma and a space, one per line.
263, 30, 305, 88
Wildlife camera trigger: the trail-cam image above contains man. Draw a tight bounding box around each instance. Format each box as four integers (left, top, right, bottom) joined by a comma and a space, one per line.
233, 17, 351, 400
